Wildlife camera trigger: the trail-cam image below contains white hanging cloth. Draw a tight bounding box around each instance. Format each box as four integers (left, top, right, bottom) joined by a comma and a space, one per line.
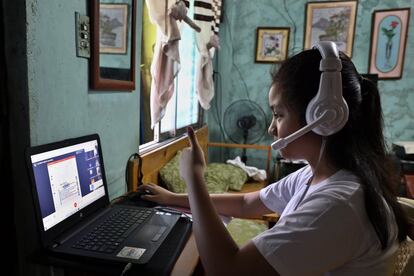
146, 0, 181, 128
146, 0, 220, 126
147, 0, 201, 128
194, 0, 222, 110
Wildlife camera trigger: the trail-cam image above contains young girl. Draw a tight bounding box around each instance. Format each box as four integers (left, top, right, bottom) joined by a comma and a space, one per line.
139, 47, 409, 275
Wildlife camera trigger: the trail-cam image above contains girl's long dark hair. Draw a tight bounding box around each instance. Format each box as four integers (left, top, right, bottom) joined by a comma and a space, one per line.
272, 49, 408, 249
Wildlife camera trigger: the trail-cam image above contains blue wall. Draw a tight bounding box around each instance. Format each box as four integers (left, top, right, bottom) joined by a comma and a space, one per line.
26, 0, 142, 199
207, 0, 414, 169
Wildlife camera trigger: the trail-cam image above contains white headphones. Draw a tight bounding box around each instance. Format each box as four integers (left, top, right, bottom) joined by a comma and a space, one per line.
271, 41, 349, 151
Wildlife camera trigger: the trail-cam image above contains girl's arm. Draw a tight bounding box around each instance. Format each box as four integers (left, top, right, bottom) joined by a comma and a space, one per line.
139, 184, 272, 218
179, 127, 277, 275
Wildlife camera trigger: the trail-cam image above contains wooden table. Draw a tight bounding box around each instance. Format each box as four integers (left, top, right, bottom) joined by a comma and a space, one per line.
170, 233, 200, 276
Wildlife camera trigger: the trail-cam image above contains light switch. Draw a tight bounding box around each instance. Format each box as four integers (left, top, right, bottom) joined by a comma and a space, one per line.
81, 23, 89, 31
75, 12, 90, 58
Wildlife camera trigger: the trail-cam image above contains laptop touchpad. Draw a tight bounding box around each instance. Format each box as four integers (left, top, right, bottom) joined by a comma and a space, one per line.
137, 224, 164, 242
132, 222, 168, 241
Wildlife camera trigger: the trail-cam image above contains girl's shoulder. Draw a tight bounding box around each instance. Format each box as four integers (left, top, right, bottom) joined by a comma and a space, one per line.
274, 165, 313, 190
307, 169, 363, 203
285, 164, 312, 184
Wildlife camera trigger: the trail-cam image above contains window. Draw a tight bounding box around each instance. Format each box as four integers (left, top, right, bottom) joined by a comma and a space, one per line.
140, 1, 202, 149
156, 20, 201, 142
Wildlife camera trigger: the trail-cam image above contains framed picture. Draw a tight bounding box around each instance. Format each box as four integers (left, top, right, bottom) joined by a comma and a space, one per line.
255, 27, 290, 63
304, 1, 358, 57
99, 3, 129, 54
368, 8, 411, 80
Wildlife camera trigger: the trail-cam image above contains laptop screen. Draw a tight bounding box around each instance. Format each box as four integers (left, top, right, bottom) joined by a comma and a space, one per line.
30, 139, 106, 231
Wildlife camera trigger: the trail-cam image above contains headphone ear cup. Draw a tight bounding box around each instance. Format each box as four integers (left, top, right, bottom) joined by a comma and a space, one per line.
306, 95, 349, 136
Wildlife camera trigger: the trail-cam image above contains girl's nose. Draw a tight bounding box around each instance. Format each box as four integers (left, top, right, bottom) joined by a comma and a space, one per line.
268, 124, 277, 137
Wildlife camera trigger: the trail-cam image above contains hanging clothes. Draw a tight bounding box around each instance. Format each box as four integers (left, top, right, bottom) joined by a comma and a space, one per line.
146, 0, 202, 128
146, 0, 182, 129
193, 0, 222, 110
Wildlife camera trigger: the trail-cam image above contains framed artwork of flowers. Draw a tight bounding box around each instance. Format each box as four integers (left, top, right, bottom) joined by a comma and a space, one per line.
304, 1, 358, 57
368, 8, 411, 80
255, 27, 290, 63
99, 3, 129, 54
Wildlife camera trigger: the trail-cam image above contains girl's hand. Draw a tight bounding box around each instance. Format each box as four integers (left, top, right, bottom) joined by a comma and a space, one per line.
180, 127, 206, 183
137, 183, 175, 205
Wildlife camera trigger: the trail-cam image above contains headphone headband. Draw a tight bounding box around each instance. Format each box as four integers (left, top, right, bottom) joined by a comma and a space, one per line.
314, 41, 342, 71
313, 41, 339, 59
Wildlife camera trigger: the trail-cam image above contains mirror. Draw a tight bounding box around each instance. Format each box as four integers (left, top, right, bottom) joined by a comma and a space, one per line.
90, 0, 136, 90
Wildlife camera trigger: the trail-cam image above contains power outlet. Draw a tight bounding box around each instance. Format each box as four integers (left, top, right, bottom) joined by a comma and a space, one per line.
75, 12, 90, 58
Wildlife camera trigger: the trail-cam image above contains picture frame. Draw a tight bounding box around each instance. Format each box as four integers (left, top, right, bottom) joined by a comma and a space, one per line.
255, 27, 290, 63
99, 3, 129, 54
368, 8, 411, 80
304, 0, 358, 57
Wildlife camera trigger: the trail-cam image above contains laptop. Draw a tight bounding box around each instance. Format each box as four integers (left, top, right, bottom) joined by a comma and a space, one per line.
26, 134, 180, 264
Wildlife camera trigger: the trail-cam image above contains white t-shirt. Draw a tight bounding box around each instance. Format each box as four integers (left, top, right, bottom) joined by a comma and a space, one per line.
252, 165, 399, 276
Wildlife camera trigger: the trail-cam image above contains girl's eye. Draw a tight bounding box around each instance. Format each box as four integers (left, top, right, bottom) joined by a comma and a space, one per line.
273, 112, 282, 118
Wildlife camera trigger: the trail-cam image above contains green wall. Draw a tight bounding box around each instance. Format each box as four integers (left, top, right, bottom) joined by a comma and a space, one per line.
26, 0, 142, 199
207, 0, 414, 169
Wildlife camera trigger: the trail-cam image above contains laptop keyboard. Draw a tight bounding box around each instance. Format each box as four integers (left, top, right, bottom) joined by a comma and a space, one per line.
72, 208, 153, 254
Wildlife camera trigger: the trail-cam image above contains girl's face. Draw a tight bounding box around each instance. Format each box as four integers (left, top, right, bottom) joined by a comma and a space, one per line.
268, 84, 316, 160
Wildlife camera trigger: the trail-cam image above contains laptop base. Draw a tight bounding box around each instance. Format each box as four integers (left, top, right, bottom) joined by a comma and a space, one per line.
32, 216, 193, 275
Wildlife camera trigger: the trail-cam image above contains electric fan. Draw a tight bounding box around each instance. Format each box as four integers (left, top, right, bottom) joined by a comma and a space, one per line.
223, 99, 267, 163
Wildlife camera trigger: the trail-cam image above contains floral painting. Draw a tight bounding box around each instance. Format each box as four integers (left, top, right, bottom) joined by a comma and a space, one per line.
255, 27, 290, 63
99, 3, 129, 54
369, 8, 411, 79
378, 18, 400, 71
304, 1, 357, 57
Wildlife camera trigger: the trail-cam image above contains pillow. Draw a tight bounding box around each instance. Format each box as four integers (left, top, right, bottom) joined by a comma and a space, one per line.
159, 152, 248, 193
226, 218, 268, 246
159, 151, 186, 193
206, 163, 248, 191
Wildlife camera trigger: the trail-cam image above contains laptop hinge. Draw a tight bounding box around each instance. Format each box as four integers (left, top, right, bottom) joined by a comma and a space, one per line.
54, 207, 112, 246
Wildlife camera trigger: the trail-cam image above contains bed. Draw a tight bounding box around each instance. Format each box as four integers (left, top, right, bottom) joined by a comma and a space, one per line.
128, 125, 272, 191
127, 125, 279, 225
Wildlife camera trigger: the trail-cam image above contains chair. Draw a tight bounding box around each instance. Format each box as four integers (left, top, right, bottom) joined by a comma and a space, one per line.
393, 197, 414, 275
